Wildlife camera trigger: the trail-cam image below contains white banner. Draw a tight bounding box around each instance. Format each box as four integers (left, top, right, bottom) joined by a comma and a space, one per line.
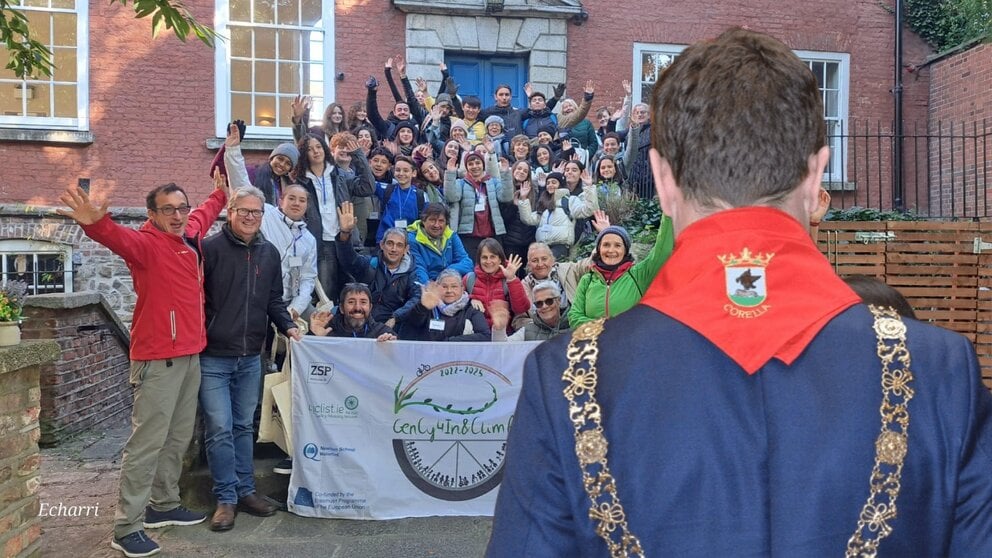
288, 336, 537, 519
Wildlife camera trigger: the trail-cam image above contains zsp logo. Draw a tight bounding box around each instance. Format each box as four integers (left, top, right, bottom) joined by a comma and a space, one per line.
308, 362, 333, 384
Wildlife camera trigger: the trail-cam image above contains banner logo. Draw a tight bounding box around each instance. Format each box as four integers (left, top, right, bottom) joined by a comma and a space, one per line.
391, 361, 513, 501
302, 443, 320, 461
308, 362, 333, 384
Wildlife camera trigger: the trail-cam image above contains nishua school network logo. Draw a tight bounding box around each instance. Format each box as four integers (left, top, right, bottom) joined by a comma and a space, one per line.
391, 361, 514, 501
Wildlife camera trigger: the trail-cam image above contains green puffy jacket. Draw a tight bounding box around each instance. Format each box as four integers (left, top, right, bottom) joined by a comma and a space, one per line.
568, 215, 674, 327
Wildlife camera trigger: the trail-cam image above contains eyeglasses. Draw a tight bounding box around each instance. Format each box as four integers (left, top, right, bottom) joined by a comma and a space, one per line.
152, 205, 191, 216
534, 297, 558, 309
232, 208, 264, 218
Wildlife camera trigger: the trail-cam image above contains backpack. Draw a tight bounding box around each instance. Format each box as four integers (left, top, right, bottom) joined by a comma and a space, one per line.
465, 272, 509, 299
383, 184, 426, 215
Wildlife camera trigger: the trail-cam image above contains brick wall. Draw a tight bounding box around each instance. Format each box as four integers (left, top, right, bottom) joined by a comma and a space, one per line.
927, 43, 992, 218
21, 293, 132, 446
0, 341, 60, 558
0, 1, 931, 210
0, 209, 144, 324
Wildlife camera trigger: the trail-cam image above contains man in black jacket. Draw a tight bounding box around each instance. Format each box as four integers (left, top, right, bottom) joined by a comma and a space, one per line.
200, 186, 301, 533
308, 283, 397, 340
335, 202, 420, 336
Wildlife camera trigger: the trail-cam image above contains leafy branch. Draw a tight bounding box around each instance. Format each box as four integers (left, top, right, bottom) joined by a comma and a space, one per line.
2, 0, 217, 79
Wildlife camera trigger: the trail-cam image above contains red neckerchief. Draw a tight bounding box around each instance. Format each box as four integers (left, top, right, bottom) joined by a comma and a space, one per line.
640, 207, 860, 374
592, 260, 634, 283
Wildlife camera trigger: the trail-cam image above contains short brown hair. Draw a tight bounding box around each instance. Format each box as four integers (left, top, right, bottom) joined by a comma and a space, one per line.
650, 28, 826, 208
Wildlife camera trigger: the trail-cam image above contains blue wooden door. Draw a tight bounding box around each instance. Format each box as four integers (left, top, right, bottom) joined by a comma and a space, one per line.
445, 54, 527, 107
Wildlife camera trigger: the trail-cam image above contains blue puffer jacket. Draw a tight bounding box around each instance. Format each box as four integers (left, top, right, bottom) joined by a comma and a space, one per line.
406, 221, 475, 283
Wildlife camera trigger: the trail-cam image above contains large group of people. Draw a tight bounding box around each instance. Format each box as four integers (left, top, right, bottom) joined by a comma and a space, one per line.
54, 29, 991, 558
211, 56, 673, 342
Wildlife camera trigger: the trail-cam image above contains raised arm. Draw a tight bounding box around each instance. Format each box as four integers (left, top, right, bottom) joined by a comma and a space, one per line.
629, 214, 675, 293
558, 81, 595, 129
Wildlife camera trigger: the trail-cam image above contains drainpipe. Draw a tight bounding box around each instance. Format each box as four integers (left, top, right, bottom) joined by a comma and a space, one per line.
893, 0, 904, 210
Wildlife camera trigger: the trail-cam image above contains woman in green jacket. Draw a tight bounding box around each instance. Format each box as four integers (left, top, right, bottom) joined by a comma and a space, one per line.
568, 216, 674, 327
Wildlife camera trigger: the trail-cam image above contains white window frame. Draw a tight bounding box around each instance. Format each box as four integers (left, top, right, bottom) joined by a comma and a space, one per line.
632, 43, 850, 182
0, 0, 89, 130
0, 239, 73, 295
214, 0, 336, 140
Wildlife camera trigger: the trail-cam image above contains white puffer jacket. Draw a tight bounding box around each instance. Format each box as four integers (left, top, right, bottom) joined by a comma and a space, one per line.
517, 185, 597, 247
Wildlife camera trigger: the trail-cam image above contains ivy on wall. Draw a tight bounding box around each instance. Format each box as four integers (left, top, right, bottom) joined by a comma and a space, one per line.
904, 0, 992, 52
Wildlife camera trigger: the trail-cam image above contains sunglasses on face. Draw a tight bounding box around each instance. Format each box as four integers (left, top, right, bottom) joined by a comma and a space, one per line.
534, 297, 557, 309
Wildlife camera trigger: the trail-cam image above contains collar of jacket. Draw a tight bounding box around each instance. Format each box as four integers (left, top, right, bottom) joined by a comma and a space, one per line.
222, 222, 264, 247
412, 221, 454, 254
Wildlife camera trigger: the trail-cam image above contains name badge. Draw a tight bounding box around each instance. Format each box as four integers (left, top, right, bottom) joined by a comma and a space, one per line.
287, 256, 303, 268
394, 219, 408, 229
474, 197, 486, 212
429, 319, 445, 331
369, 211, 380, 219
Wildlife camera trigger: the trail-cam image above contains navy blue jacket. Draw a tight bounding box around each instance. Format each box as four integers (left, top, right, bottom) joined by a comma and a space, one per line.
488, 304, 992, 557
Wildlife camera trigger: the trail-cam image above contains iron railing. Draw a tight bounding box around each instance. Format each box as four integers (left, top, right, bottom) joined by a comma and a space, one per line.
627, 119, 991, 220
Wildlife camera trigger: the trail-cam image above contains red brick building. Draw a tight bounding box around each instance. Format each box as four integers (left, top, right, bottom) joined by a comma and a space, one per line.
0, 0, 937, 313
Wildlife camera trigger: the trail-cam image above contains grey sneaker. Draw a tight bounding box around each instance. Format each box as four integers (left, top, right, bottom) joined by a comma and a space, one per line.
143, 505, 206, 528
111, 530, 160, 557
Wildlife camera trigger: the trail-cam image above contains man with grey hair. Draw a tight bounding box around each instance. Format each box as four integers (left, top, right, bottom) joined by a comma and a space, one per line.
200, 186, 301, 532
492, 279, 570, 341
522, 242, 590, 309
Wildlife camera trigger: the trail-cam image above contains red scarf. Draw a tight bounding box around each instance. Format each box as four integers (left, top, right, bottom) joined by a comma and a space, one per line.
640, 207, 860, 374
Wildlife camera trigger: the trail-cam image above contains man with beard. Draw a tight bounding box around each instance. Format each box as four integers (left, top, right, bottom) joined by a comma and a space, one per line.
335, 201, 420, 336
308, 283, 397, 340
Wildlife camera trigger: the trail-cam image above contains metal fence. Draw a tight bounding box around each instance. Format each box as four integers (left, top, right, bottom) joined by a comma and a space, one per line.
825, 119, 991, 219
628, 119, 992, 220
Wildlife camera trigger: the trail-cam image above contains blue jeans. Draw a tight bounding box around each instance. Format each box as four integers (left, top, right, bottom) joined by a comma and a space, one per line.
199, 354, 262, 504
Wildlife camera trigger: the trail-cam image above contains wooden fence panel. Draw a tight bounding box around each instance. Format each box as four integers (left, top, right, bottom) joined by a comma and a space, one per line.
977, 223, 992, 390
820, 221, 991, 389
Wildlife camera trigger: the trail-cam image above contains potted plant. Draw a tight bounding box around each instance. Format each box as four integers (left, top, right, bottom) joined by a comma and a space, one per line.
0, 280, 28, 346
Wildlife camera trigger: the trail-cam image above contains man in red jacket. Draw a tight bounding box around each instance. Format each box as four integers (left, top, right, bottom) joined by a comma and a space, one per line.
58, 168, 228, 558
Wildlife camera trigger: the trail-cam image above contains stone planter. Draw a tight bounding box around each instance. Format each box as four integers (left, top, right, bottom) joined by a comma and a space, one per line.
0, 320, 21, 346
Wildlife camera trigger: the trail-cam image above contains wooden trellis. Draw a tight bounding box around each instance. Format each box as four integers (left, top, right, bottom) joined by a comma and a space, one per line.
818, 221, 992, 390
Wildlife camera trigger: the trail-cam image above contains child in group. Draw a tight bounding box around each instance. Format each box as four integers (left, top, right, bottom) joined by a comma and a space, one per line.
376, 155, 426, 242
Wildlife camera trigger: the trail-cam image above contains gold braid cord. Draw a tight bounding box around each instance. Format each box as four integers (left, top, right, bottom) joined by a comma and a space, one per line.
846, 305, 914, 558
563, 308, 913, 558
562, 319, 644, 558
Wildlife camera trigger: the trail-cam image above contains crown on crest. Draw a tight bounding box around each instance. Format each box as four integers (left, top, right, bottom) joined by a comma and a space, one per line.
717, 247, 774, 267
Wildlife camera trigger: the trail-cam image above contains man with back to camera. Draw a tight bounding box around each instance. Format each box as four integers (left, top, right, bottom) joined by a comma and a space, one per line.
488, 28, 992, 557
57, 164, 231, 557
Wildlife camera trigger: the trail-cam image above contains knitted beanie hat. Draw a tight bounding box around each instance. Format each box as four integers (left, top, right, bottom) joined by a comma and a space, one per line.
596, 225, 632, 253
485, 115, 505, 128
545, 172, 565, 188
450, 118, 469, 133
463, 152, 485, 168
270, 143, 300, 167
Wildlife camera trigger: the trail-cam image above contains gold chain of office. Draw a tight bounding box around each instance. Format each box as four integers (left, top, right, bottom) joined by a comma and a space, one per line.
561, 305, 913, 558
